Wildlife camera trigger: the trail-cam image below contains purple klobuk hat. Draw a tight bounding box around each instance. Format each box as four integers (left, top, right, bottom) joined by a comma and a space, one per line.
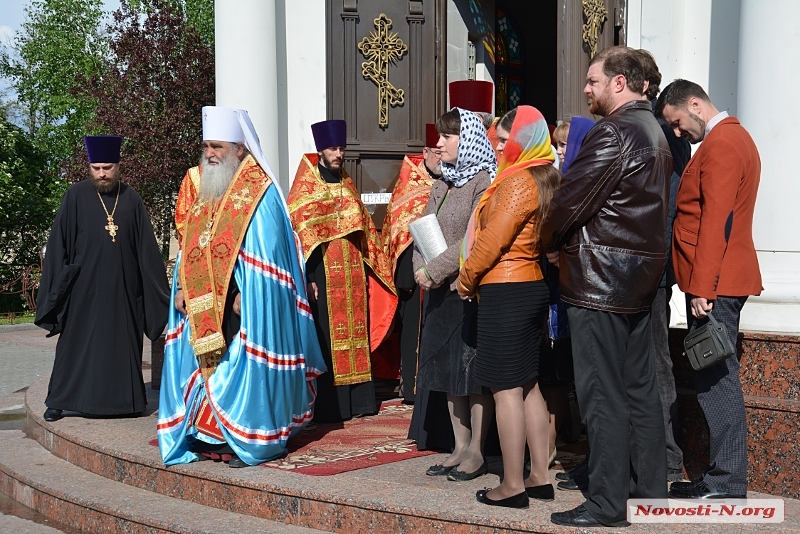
311, 120, 347, 151
84, 136, 122, 163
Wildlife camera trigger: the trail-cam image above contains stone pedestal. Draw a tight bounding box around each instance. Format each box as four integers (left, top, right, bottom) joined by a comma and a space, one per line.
670, 328, 800, 498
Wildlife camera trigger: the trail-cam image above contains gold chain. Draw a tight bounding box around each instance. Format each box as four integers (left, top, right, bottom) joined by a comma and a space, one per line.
97, 182, 121, 242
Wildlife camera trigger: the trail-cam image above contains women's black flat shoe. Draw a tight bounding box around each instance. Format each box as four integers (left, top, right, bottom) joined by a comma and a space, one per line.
476, 488, 529, 509
447, 461, 488, 481
426, 463, 457, 476
525, 483, 555, 501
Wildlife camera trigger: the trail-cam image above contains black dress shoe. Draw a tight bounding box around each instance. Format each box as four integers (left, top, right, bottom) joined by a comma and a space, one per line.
228, 455, 249, 468
669, 477, 700, 491
43, 408, 63, 422
551, 504, 629, 527
447, 461, 488, 481
476, 488, 529, 509
668, 479, 745, 499
667, 467, 686, 482
556, 474, 589, 491
555, 459, 588, 481
426, 463, 457, 476
525, 483, 554, 501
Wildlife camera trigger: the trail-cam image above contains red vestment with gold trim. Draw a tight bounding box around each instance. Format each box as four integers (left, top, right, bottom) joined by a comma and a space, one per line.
288, 154, 397, 386
382, 154, 434, 275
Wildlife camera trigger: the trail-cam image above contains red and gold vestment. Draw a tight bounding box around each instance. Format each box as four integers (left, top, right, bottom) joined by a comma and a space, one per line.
381, 154, 434, 276
288, 154, 397, 385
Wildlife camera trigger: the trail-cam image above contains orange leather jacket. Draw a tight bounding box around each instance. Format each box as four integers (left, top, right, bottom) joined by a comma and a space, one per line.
458, 170, 544, 295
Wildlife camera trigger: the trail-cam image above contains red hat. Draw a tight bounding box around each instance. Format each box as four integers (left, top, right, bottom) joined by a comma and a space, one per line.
449, 80, 493, 114
425, 123, 438, 148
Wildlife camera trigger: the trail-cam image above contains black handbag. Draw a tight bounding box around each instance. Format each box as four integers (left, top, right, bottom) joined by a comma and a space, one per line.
683, 312, 735, 371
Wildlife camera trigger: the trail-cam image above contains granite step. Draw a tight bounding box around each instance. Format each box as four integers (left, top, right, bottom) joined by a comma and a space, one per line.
0, 430, 326, 534
22, 375, 800, 534
25, 376, 588, 534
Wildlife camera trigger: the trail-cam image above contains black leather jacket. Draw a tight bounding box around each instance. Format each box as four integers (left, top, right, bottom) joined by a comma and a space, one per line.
541, 100, 672, 313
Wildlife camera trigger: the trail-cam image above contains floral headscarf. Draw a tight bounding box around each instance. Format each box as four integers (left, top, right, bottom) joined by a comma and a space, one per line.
495, 105, 555, 181
460, 106, 554, 266
440, 108, 497, 187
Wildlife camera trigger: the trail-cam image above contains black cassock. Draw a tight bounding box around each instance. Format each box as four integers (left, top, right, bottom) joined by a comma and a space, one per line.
35, 179, 169, 415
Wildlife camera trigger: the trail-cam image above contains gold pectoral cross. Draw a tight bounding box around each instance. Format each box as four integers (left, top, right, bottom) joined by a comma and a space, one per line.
105, 216, 119, 242
198, 220, 213, 250
358, 14, 407, 128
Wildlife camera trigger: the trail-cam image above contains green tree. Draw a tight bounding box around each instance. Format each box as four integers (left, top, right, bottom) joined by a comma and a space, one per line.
0, 0, 108, 171
129, 0, 214, 47
70, 0, 215, 259
0, 115, 62, 309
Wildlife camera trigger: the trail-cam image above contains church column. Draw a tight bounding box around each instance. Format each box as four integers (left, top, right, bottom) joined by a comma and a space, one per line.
736, 0, 800, 332
214, 0, 284, 191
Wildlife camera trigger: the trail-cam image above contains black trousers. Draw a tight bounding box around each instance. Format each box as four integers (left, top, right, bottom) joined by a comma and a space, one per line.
651, 287, 684, 470
568, 306, 667, 524
686, 295, 748, 495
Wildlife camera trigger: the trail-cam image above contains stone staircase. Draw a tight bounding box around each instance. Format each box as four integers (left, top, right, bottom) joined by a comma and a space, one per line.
1, 372, 799, 533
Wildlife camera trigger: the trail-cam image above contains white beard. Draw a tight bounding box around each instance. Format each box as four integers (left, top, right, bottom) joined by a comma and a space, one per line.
199, 153, 240, 202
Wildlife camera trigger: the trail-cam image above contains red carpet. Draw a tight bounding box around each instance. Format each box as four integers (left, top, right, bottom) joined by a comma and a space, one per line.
149, 399, 435, 475
263, 399, 435, 475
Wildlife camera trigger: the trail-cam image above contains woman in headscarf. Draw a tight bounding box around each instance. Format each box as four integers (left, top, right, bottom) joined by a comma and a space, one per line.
458, 106, 561, 508
410, 108, 496, 482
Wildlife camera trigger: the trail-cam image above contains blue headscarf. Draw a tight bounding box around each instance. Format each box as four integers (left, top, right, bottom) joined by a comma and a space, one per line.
440, 108, 497, 187
561, 116, 594, 175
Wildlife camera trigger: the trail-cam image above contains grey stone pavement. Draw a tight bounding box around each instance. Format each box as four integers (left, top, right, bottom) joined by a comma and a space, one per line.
0, 324, 57, 402
0, 323, 82, 533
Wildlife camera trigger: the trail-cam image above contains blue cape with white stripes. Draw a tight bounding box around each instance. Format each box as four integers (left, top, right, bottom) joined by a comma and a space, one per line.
157, 184, 326, 466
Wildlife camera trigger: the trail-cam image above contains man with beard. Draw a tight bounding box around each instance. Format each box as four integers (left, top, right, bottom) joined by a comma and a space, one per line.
542, 46, 672, 527
382, 123, 439, 402
656, 80, 762, 499
158, 107, 325, 467
288, 119, 397, 423
36, 136, 169, 422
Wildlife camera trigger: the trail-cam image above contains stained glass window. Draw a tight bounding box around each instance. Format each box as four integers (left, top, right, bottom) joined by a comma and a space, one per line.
495, 8, 524, 114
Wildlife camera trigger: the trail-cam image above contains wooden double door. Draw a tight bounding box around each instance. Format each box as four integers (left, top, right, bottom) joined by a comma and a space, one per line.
326, 0, 445, 226
325, 0, 626, 226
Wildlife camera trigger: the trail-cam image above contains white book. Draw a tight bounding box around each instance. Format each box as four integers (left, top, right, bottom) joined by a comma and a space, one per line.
408, 214, 448, 263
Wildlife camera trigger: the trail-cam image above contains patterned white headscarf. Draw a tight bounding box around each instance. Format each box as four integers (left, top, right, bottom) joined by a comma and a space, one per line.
440, 108, 498, 187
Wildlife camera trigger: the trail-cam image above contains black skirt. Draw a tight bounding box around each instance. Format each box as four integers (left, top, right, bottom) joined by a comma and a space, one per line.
415, 285, 482, 396
475, 281, 549, 390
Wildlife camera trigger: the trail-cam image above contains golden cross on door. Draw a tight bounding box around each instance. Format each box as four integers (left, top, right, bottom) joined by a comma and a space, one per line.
582, 0, 608, 59
358, 13, 408, 128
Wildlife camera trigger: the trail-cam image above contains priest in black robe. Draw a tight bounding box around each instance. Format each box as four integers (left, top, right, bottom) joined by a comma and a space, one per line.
35, 135, 169, 421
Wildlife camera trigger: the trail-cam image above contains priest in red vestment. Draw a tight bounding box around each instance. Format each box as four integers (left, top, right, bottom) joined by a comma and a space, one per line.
287, 120, 397, 423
